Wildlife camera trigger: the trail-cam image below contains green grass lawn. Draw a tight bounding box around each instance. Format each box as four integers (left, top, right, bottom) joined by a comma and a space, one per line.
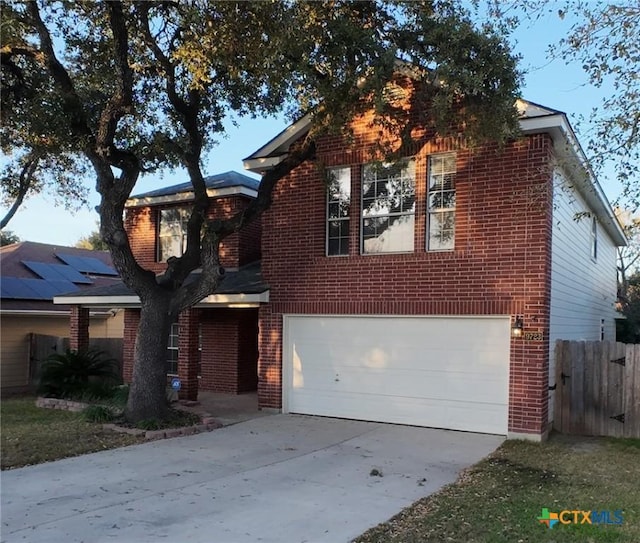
1, 396, 143, 470
355, 434, 640, 543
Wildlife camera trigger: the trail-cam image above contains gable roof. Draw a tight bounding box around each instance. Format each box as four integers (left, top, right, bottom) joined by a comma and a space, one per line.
243, 98, 626, 247
125, 170, 260, 208
0, 241, 121, 314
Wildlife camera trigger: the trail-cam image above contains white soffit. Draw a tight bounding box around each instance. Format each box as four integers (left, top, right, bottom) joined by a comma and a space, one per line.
53, 291, 269, 308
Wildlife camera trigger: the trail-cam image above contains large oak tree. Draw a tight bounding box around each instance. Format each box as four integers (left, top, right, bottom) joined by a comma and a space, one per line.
1, 0, 521, 422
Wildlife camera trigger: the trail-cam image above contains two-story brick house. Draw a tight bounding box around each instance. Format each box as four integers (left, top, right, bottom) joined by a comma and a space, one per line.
57, 100, 625, 441
241, 99, 625, 441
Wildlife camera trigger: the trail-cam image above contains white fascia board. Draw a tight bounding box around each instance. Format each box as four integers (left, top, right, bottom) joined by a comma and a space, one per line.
243, 155, 287, 174
0, 309, 114, 317
197, 291, 269, 306
53, 291, 269, 308
53, 295, 140, 306
243, 114, 312, 162
520, 115, 627, 246
125, 186, 257, 208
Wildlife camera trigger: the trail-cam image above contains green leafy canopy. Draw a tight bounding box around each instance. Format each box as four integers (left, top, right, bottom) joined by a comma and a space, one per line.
2, 0, 521, 421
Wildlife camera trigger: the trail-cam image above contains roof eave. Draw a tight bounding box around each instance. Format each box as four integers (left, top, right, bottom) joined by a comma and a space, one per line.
242, 114, 312, 170
0, 309, 115, 317
126, 185, 258, 208
53, 291, 270, 308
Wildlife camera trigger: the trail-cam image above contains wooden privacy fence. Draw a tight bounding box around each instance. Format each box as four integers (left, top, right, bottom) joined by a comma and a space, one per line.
28, 333, 124, 385
554, 340, 640, 438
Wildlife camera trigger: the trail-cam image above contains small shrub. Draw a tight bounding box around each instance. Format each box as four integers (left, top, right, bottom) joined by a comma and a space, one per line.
83, 405, 115, 423
136, 418, 161, 431
38, 349, 119, 399
74, 382, 118, 403
109, 385, 129, 408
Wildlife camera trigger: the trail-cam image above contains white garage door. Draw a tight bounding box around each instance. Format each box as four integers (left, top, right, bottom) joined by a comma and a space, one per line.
283, 315, 510, 434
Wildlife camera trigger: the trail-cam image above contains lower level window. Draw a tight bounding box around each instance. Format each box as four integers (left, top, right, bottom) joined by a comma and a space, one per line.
167, 322, 179, 374
166, 321, 202, 375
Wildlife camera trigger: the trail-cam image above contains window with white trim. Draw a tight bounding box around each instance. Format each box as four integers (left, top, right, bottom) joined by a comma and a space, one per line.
427, 154, 456, 251
166, 322, 202, 376
361, 159, 416, 254
326, 167, 351, 256
591, 216, 598, 260
157, 208, 190, 262
167, 322, 179, 375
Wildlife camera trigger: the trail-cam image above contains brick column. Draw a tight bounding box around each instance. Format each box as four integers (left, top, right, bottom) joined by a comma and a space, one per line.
122, 309, 140, 383
257, 306, 282, 409
178, 309, 200, 401
69, 306, 90, 352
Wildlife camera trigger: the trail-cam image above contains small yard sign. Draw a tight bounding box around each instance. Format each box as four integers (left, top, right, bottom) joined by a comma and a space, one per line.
170, 377, 181, 391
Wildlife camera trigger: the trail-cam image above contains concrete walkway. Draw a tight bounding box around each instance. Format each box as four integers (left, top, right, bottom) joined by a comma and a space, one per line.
1, 415, 503, 543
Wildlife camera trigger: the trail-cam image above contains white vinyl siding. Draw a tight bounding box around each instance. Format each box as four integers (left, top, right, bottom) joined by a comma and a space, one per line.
548, 167, 619, 419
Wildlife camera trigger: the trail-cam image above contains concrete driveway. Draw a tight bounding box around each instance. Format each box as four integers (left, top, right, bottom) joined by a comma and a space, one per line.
1, 414, 502, 543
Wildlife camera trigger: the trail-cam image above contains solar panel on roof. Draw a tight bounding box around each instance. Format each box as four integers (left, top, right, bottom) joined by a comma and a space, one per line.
56, 254, 118, 276
81, 257, 118, 276
1, 277, 41, 299
0, 277, 79, 300
22, 261, 93, 284
22, 278, 58, 298
21, 261, 65, 281
49, 280, 79, 295
52, 264, 93, 284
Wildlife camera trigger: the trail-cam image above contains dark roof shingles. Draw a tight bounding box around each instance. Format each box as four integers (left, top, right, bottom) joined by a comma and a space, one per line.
56, 261, 268, 300
130, 171, 260, 200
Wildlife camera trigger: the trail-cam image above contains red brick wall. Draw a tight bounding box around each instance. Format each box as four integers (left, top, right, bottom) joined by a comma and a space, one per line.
178, 309, 200, 400
124, 195, 261, 273
69, 306, 90, 352
259, 127, 554, 436
122, 309, 140, 383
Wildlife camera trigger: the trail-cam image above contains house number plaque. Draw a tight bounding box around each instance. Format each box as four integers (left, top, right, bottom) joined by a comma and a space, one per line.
524, 331, 544, 341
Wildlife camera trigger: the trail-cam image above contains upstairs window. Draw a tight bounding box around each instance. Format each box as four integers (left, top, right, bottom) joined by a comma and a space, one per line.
158, 208, 190, 262
427, 154, 456, 251
361, 159, 416, 254
326, 167, 351, 256
591, 216, 598, 260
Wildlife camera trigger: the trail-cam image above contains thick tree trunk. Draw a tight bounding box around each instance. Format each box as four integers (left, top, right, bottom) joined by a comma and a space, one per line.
125, 297, 173, 423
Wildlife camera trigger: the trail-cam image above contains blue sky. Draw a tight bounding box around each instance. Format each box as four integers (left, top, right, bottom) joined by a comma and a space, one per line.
2, 7, 623, 246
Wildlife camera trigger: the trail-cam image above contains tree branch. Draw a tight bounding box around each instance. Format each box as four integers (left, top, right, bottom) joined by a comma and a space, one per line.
215, 136, 317, 237
138, 2, 209, 288
169, 136, 317, 314
0, 152, 41, 229
26, 1, 95, 150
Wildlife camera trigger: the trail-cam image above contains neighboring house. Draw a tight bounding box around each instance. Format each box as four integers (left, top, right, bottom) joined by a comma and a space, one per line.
0, 242, 123, 393
55, 100, 625, 441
